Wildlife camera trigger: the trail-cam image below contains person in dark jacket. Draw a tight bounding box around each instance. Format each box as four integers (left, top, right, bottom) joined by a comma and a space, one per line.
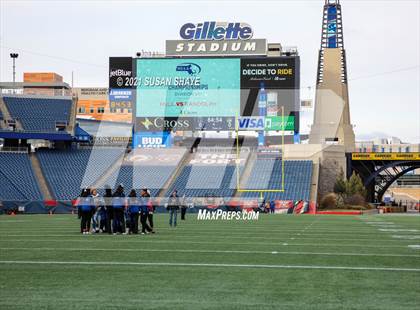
78, 188, 93, 234
103, 186, 113, 234
168, 190, 180, 227
140, 189, 153, 234
142, 188, 155, 233
112, 185, 126, 234
180, 194, 187, 220
128, 189, 140, 234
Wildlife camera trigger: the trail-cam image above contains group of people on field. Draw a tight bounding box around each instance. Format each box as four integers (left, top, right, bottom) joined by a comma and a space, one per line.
77, 185, 185, 234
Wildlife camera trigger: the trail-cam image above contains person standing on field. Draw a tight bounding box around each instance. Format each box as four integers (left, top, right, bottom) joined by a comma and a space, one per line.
168, 190, 180, 227
143, 188, 155, 233
180, 194, 187, 220
90, 188, 101, 233
128, 189, 140, 234
112, 185, 126, 235
78, 188, 93, 234
140, 189, 153, 234
104, 186, 113, 234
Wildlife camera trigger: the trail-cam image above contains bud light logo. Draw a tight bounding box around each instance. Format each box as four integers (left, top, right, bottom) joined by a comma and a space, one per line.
176, 63, 201, 75
141, 137, 163, 146
180, 22, 253, 41
134, 133, 172, 148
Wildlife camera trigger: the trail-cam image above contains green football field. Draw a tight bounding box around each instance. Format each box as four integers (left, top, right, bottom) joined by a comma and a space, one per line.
0, 213, 419, 310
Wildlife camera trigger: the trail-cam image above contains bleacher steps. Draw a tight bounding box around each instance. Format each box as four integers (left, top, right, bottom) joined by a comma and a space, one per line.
0, 96, 11, 130
0, 96, 23, 130
157, 151, 194, 198
234, 151, 257, 198
67, 96, 77, 133
30, 153, 54, 200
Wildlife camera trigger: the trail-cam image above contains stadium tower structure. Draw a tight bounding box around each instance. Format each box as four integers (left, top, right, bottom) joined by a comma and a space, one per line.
309, 0, 355, 152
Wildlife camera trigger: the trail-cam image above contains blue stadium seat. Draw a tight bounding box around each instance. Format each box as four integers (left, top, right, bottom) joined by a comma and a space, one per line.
0, 153, 43, 200
37, 148, 125, 200
3, 97, 72, 132
101, 164, 179, 197
166, 165, 242, 198
242, 160, 312, 201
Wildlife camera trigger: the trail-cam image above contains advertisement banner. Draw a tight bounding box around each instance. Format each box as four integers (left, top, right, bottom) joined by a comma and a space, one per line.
109, 57, 133, 89
352, 153, 420, 161
133, 132, 172, 148
136, 117, 236, 131
109, 88, 133, 110
240, 57, 296, 89
136, 58, 240, 117
237, 116, 295, 131
136, 117, 192, 131
109, 89, 133, 102
265, 116, 294, 131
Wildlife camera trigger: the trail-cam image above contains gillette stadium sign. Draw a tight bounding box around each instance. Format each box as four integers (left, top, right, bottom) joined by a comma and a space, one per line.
166, 22, 266, 56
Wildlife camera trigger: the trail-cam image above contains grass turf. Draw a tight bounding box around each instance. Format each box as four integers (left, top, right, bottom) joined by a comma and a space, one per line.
0, 213, 419, 309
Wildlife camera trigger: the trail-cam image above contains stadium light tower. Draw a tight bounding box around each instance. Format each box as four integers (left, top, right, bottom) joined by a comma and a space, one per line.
10, 53, 19, 84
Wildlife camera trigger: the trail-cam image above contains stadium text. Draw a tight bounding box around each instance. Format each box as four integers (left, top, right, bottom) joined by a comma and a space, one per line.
174, 41, 257, 53
197, 209, 259, 221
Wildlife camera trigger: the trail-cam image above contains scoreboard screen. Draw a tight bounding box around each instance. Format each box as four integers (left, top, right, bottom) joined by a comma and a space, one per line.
131, 56, 299, 132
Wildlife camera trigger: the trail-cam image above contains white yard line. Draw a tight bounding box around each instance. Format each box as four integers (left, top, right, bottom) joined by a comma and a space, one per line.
1, 247, 419, 258
0, 238, 413, 248
0, 234, 408, 243
0, 260, 419, 272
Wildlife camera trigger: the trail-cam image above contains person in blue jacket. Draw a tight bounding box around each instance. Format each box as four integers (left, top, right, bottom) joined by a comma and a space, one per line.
112, 185, 126, 235
128, 189, 140, 234
270, 200, 276, 214
78, 188, 93, 234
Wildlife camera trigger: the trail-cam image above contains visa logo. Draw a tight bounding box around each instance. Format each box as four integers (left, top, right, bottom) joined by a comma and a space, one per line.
238, 117, 265, 130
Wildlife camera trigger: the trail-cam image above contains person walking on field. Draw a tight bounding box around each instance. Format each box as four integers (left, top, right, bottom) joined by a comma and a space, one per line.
168, 190, 180, 227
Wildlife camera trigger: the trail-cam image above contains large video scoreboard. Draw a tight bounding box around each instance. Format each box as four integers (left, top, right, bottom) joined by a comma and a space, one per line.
109, 56, 300, 133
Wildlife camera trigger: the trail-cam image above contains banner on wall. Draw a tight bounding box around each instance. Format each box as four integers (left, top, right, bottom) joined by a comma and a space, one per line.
133, 132, 172, 148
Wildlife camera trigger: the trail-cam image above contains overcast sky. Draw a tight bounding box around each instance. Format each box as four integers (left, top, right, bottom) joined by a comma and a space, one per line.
0, 0, 419, 142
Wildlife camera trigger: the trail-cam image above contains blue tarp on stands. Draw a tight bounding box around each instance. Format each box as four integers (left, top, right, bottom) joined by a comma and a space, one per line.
73, 124, 92, 142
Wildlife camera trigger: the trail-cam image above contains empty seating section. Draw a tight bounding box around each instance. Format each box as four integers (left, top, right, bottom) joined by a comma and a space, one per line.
242, 160, 312, 201
167, 165, 242, 197
37, 148, 125, 200
166, 150, 247, 198
0, 146, 313, 202
3, 97, 72, 132
0, 153, 42, 200
102, 165, 178, 197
